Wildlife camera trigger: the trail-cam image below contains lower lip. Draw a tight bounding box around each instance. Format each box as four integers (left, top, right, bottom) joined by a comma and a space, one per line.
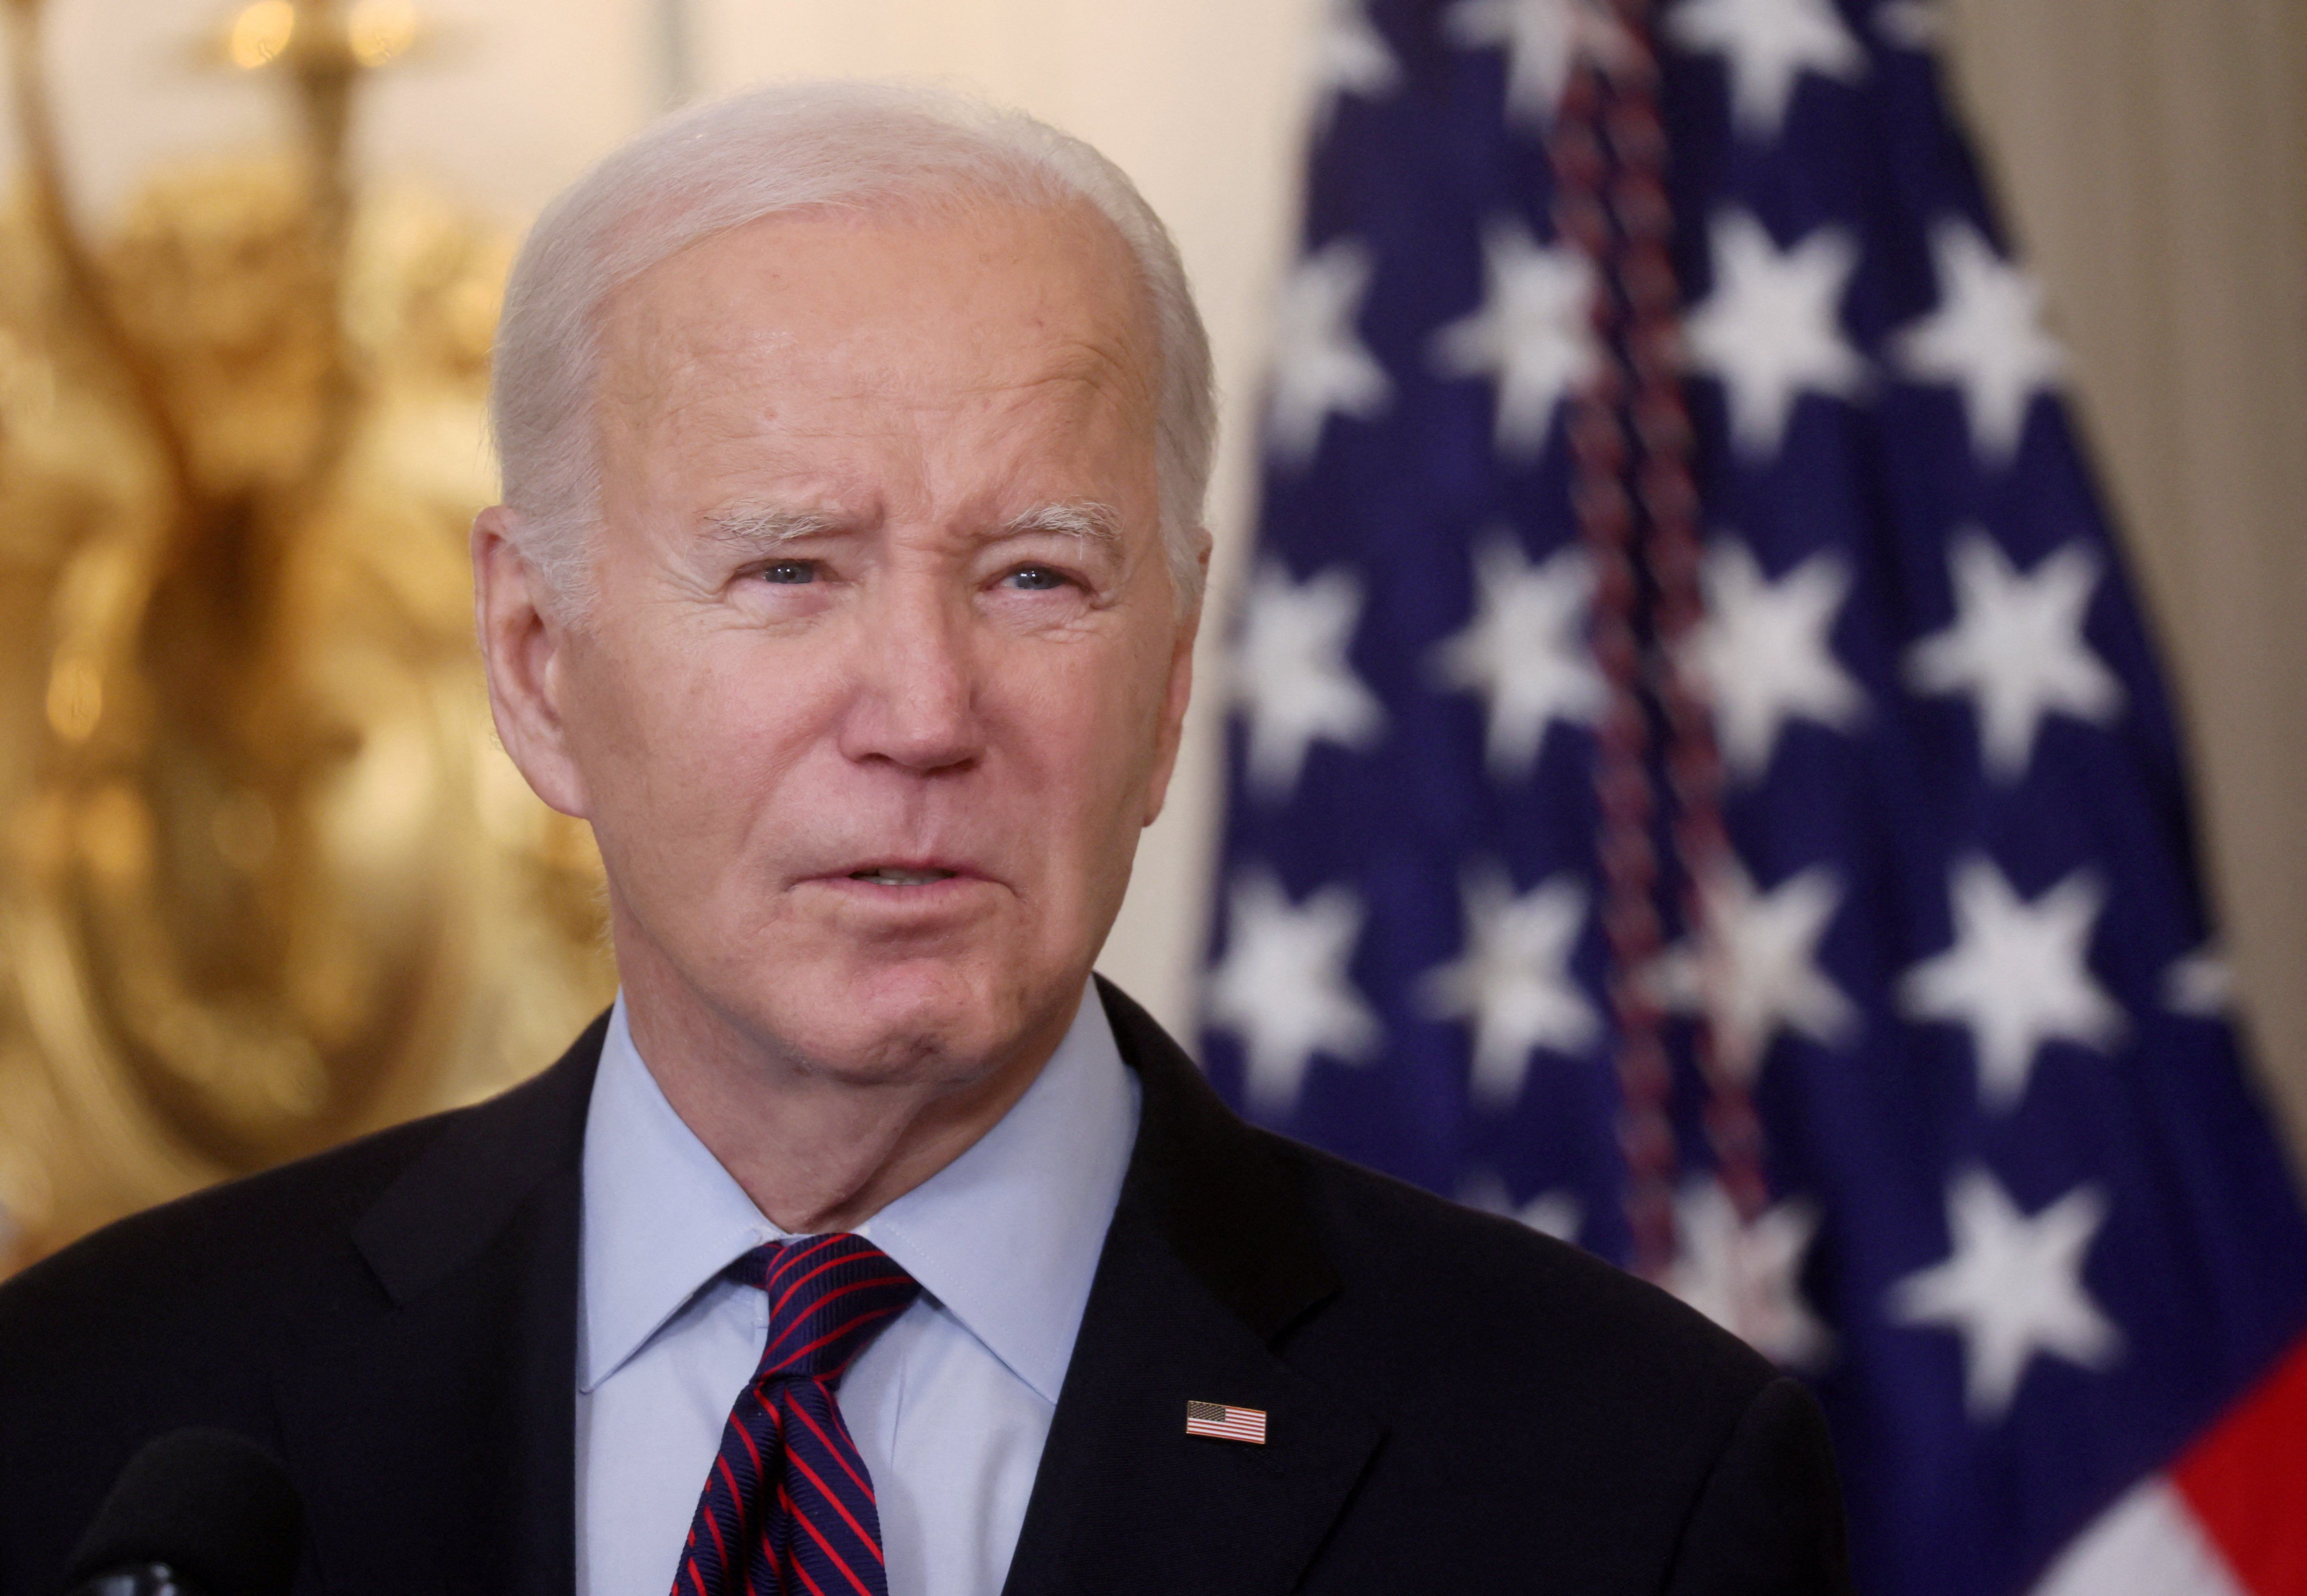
810, 874, 991, 906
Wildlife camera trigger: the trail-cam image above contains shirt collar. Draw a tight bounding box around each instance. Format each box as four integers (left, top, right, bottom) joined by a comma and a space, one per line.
578, 998, 778, 1393
579, 980, 1139, 1402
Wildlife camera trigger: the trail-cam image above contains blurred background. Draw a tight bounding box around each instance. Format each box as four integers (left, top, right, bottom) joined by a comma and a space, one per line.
2, 1, 2305, 1590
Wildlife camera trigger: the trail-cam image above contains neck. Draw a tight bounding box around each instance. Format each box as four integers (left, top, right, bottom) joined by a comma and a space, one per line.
613, 931, 1077, 1235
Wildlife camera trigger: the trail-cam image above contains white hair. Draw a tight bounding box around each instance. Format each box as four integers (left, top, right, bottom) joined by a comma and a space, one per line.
488, 80, 1217, 618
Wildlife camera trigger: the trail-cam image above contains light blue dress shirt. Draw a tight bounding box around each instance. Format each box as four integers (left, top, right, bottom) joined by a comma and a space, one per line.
573, 982, 1140, 1596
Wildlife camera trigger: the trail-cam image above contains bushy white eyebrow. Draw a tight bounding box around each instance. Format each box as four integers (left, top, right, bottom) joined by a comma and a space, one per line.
1004, 500, 1124, 547
700, 500, 1124, 552
700, 506, 845, 552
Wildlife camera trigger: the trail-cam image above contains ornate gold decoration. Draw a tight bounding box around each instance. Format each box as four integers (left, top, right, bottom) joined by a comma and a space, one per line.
0, 0, 615, 1271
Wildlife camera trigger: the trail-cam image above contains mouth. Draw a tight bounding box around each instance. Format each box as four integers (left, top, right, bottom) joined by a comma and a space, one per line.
846, 865, 961, 887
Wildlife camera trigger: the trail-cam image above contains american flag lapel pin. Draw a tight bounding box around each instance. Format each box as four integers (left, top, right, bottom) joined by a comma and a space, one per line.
1185, 1400, 1267, 1445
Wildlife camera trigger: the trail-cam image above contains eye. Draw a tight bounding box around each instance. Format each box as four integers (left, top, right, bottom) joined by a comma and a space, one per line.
760, 560, 817, 585
1003, 565, 1070, 592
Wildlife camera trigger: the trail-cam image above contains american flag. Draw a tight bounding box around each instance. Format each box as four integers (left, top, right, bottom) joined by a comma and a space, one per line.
1185, 1400, 1270, 1445
1199, 1, 2307, 1591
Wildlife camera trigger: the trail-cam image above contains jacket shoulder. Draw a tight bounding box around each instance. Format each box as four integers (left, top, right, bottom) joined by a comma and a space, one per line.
0, 1013, 606, 1350
1265, 1137, 1827, 1586
1095, 975, 1775, 1411
0, 1019, 604, 1596
0, 1107, 460, 1354
1276, 1132, 1777, 1414
0, 1108, 468, 1589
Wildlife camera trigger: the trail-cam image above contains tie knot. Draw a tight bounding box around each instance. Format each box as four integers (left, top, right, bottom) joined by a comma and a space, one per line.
728, 1233, 921, 1384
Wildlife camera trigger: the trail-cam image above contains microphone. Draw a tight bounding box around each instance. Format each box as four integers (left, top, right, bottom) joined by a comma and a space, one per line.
61, 1430, 305, 1596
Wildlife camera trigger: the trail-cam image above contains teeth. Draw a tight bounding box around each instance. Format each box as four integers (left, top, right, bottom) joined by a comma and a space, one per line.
851, 868, 956, 886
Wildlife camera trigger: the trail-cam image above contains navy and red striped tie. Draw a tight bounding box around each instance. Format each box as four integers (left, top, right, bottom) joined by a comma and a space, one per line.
672, 1233, 922, 1596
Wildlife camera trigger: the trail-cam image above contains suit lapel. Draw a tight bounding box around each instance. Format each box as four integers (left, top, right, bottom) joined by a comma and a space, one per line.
266, 986, 1375, 1594
272, 1014, 606, 1595
999, 983, 1383, 1596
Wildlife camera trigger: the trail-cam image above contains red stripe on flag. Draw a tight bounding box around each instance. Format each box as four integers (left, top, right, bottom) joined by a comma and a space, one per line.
2173, 1328, 2307, 1594
1185, 1402, 1267, 1442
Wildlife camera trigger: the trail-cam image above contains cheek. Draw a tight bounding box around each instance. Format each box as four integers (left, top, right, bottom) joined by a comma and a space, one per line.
569, 630, 815, 858
996, 634, 1171, 836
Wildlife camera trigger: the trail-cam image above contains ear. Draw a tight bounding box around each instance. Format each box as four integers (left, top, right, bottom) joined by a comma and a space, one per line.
472, 506, 591, 819
1141, 527, 1213, 828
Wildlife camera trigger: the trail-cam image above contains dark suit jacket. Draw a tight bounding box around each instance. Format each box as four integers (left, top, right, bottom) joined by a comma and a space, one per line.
0, 980, 1852, 1594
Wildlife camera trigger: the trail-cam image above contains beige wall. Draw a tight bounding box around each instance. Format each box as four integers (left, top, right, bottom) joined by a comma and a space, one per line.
1, 0, 650, 217
1944, 0, 2307, 1163
10, 0, 2303, 1156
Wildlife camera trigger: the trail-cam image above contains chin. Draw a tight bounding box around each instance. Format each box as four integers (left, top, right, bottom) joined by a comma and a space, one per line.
766, 955, 1038, 1083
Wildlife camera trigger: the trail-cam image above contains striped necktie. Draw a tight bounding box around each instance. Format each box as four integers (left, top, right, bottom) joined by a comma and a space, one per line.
672, 1233, 922, 1596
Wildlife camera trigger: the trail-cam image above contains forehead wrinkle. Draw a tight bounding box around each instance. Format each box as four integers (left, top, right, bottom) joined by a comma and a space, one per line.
1012, 333, 1156, 426
597, 202, 1163, 558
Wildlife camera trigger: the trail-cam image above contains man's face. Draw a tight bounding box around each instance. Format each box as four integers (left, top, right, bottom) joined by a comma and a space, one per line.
547, 198, 1196, 1083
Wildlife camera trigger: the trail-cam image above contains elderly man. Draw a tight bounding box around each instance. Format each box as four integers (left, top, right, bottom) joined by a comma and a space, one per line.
0, 85, 1850, 1595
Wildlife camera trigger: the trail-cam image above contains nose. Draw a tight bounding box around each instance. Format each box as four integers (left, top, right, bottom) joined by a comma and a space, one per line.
834, 573, 985, 775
